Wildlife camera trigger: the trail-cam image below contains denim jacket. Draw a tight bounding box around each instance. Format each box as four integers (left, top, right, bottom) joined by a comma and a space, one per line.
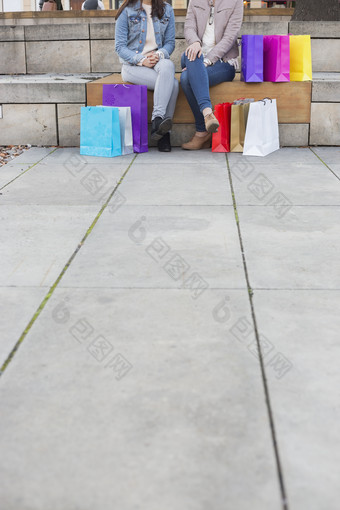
115, 1, 175, 65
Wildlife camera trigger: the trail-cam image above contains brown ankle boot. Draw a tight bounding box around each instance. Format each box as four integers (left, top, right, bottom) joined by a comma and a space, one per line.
182, 132, 212, 150
204, 112, 219, 133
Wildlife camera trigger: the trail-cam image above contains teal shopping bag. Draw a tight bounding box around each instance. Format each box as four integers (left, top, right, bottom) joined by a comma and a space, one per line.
80, 106, 122, 158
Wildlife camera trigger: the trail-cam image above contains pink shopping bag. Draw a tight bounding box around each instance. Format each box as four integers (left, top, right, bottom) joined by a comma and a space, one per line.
263, 35, 290, 82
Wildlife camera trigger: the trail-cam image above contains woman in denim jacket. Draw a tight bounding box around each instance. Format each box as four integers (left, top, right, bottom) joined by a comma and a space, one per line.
115, 0, 179, 152
181, 0, 243, 150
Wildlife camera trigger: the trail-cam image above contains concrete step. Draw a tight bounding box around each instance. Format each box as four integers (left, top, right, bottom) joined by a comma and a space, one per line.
0, 73, 110, 103
312, 72, 340, 102
1, 73, 340, 147
0, 102, 309, 148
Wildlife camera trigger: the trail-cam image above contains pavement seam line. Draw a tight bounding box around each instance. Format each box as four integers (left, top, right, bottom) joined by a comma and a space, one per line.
0, 154, 137, 378
225, 154, 289, 510
0, 148, 58, 191
309, 147, 340, 181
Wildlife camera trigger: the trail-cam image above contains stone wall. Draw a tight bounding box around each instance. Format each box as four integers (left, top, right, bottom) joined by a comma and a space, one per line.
0, 20, 340, 146
1, 20, 339, 75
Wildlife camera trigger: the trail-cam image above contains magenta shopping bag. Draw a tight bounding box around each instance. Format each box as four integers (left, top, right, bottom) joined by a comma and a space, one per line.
241, 35, 264, 82
102, 84, 148, 153
263, 35, 290, 82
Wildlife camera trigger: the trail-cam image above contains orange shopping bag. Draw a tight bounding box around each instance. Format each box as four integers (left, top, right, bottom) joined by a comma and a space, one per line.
212, 102, 232, 153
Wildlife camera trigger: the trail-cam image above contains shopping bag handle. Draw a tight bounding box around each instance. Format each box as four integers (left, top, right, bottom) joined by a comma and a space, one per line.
260, 97, 273, 104
113, 84, 130, 89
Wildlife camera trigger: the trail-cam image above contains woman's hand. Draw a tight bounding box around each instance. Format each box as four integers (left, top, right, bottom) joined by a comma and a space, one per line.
147, 52, 159, 66
185, 42, 202, 62
142, 52, 159, 68
142, 57, 156, 68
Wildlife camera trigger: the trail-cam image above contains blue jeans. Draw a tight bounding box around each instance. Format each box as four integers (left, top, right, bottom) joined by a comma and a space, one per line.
180, 53, 236, 132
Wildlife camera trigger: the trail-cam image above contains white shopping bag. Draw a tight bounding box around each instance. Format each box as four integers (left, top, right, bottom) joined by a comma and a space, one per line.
118, 106, 133, 155
243, 98, 280, 157
97, 105, 133, 155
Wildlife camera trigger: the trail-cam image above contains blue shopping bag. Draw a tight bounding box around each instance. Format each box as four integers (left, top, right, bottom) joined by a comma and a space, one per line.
80, 106, 122, 158
241, 35, 264, 83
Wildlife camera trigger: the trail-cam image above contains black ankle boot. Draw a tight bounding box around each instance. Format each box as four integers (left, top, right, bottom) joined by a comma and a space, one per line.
151, 117, 173, 141
158, 132, 171, 152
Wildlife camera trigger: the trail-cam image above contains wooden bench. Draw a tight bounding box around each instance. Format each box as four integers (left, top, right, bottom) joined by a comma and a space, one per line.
87, 73, 312, 125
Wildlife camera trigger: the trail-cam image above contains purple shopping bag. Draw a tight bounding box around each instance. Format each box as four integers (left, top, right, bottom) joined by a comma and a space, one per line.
263, 35, 290, 82
102, 84, 148, 153
241, 35, 263, 82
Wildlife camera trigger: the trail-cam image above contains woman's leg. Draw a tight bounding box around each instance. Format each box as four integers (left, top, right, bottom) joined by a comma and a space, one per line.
122, 64, 157, 91
206, 60, 236, 87
181, 55, 236, 132
123, 61, 177, 121
180, 70, 206, 132
181, 58, 236, 149
121, 63, 175, 150
153, 59, 178, 120
182, 53, 211, 112
164, 77, 179, 120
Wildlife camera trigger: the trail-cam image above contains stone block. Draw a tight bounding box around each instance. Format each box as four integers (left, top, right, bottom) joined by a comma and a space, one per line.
91, 40, 120, 73
25, 24, 89, 41
90, 23, 115, 40
0, 42, 26, 74
310, 103, 340, 146
26, 41, 91, 74
312, 72, 340, 102
289, 21, 340, 38
0, 75, 92, 103
175, 21, 185, 38
0, 104, 57, 146
172, 39, 187, 73
278, 124, 309, 147
311, 39, 340, 73
57, 103, 84, 147
240, 21, 288, 35
0, 26, 24, 41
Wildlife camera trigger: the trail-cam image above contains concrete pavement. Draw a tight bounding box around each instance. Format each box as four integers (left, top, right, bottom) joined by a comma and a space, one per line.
0, 146, 339, 510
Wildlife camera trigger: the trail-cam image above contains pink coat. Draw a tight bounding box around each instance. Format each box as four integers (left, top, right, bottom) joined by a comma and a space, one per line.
184, 0, 243, 64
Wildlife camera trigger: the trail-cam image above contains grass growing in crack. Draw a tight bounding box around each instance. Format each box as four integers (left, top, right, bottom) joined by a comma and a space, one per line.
0, 154, 137, 377
0, 148, 58, 191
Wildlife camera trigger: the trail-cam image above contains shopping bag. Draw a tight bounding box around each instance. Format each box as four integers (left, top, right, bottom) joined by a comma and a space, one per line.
263, 35, 290, 82
118, 107, 134, 155
99, 106, 133, 156
230, 99, 255, 152
290, 35, 312, 82
80, 106, 122, 158
212, 103, 232, 152
230, 104, 244, 152
241, 35, 264, 82
243, 98, 280, 157
102, 84, 148, 153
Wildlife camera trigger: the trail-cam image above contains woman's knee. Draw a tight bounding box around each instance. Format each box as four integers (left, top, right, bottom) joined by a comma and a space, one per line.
183, 53, 204, 66
157, 58, 175, 75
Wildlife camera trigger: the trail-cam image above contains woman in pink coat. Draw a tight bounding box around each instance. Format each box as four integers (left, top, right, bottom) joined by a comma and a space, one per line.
181, 0, 243, 150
